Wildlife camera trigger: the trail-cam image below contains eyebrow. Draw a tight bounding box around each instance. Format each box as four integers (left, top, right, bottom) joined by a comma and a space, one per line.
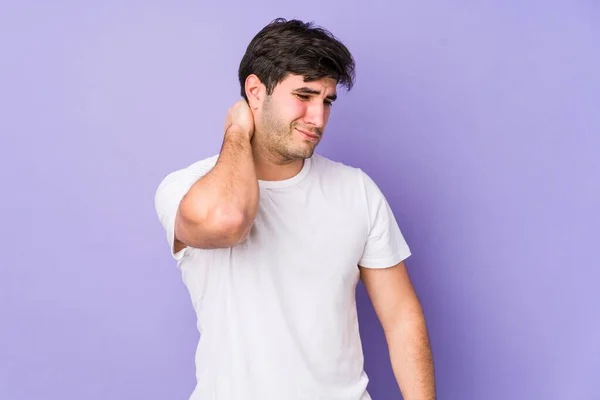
294, 87, 337, 101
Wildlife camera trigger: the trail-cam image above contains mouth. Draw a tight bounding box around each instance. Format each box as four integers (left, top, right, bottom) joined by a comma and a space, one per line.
295, 127, 320, 142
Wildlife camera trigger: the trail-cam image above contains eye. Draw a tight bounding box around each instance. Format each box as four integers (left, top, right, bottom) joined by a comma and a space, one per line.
325, 100, 333, 107
294, 93, 310, 101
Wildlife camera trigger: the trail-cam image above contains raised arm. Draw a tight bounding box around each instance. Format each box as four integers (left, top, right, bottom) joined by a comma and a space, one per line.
174, 100, 259, 250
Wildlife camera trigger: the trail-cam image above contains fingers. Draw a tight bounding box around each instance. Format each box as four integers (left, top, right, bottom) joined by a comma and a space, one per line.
224, 99, 255, 139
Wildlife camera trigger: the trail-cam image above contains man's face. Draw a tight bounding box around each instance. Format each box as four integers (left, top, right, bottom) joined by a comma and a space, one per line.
254, 74, 337, 161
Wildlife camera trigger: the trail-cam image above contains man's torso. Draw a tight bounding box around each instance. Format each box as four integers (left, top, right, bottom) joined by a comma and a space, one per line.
177, 154, 374, 399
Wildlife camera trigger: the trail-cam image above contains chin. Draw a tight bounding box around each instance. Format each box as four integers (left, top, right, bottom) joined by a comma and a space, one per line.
278, 136, 319, 160
283, 146, 315, 160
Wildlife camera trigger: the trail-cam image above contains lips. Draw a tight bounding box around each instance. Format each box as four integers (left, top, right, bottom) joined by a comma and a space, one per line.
296, 127, 320, 140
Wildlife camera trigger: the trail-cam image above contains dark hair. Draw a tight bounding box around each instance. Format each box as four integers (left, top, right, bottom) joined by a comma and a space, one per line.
238, 18, 355, 100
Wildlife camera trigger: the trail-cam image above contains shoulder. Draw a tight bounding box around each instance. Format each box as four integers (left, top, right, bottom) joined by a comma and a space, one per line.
310, 153, 363, 178
310, 154, 390, 218
179, 154, 220, 176
154, 154, 219, 207
158, 154, 219, 185
310, 153, 374, 188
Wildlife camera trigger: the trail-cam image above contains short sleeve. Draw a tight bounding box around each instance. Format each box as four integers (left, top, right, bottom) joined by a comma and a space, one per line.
154, 156, 218, 260
358, 170, 411, 269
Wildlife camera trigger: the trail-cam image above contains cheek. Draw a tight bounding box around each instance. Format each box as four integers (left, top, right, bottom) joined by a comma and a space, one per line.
286, 100, 308, 122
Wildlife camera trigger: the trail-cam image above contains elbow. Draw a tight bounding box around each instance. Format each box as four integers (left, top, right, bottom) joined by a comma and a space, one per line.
209, 207, 251, 244
177, 203, 252, 249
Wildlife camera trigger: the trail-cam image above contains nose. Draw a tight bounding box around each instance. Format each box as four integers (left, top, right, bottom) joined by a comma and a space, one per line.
304, 102, 325, 129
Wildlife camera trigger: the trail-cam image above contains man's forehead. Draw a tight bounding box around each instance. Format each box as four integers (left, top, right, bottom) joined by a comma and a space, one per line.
280, 74, 337, 92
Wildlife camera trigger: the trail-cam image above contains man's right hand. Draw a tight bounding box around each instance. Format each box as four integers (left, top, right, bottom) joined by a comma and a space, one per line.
173, 99, 259, 250
224, 99, 255, 140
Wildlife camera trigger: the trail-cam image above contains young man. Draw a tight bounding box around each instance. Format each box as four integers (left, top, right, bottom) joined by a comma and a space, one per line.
155, 18, 435, 400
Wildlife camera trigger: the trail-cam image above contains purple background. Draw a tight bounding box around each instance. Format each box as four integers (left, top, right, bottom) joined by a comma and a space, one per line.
2, 1, 599, 399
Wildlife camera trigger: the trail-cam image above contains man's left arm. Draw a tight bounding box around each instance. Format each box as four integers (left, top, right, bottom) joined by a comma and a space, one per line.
359, 261, 436, 400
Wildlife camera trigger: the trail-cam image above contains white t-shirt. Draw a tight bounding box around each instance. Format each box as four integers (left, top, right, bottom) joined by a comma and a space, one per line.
155, 153, 411, 400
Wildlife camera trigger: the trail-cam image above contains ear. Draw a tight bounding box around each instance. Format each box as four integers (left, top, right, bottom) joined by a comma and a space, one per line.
245, 74, 265, 111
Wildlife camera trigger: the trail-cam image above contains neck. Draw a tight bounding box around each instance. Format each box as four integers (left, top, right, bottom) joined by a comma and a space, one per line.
251, 138, 304, 182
